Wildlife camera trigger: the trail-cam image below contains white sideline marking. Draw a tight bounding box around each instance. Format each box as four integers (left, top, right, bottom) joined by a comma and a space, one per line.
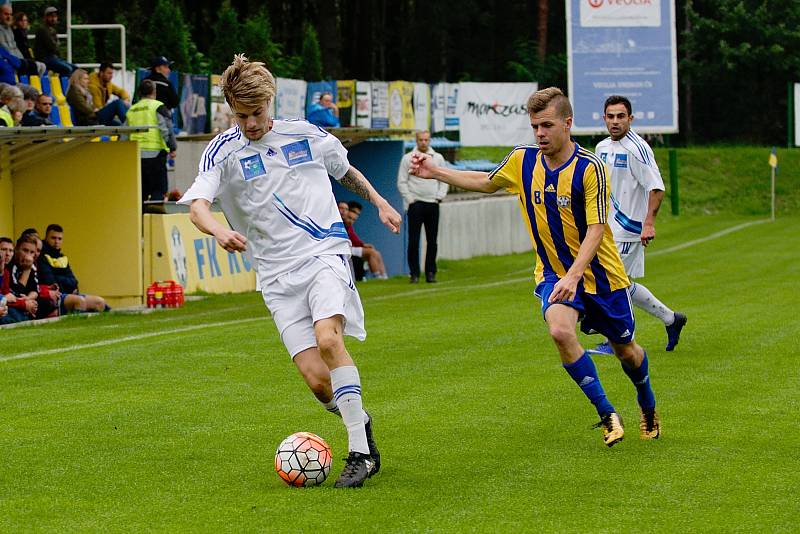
4, 219, 768, 363
2, 317, 263, 362
649, 219, 770, 256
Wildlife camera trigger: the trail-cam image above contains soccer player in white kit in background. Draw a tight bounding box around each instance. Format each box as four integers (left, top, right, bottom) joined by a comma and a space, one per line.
178, 55, 402, 488
593, 95, 687, 354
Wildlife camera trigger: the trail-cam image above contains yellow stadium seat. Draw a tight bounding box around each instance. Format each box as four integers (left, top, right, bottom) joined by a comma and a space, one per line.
58, 104, 73, 127
50, 74, 67, 105
29, 74, 42, 93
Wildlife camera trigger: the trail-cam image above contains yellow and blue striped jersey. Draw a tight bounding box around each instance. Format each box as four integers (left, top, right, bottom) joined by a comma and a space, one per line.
489, 143, 629, 294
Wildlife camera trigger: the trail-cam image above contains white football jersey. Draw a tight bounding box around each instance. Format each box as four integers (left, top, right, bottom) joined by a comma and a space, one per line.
178, 120, 352, 283
595, 130, 665, 242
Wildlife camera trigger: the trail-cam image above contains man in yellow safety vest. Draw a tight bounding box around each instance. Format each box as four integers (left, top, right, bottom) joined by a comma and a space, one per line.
126, 79, 177, 207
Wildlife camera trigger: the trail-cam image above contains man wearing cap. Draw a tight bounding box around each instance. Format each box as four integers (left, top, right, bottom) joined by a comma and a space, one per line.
143, 56, 179, 110
34, 6, 76, 77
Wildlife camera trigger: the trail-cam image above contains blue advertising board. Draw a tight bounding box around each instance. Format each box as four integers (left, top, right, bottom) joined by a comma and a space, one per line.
567, 0, 678, 134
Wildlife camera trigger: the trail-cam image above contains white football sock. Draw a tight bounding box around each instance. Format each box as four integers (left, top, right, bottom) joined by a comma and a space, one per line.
321, 398, 369, 424
629, 282, 675, 325
330, 365, 369, 454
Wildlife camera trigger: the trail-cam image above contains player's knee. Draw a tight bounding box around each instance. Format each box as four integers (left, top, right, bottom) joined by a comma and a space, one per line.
303, 372, 330, 397
316, 329, 344, 356
548, 324, 576, 346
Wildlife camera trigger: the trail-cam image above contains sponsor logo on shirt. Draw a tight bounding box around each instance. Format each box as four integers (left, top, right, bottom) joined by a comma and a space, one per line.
599, 152, 608, 163
614, 153, 628, 168
281, 139, 313, 166
545, 183, 556, 193
239, 154, 266, 180
266, 147, 277, 157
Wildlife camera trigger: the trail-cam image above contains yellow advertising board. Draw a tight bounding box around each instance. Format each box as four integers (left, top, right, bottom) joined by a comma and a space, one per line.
144, 213, 256, 294
388, 81, 415, 129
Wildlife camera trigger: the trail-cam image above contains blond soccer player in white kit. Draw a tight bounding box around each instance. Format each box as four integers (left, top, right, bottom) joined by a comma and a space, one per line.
178, 55, 401, 488
593, 95, 687, 354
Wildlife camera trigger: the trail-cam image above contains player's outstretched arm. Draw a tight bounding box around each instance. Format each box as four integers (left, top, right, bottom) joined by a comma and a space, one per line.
188, 198, 248, 253
340, 166, 402, 234
409, 153, 500, 194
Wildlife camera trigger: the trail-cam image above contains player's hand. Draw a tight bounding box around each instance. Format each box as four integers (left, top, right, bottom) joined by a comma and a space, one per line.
409, 153, 436, 179
378, 202, 402, 234
25, 299, 38, 315
641, 223, 655, 246
5, 294, 17, 304
214, 228, 248, 253
0, 305, 7, 317
549, 274, 580, 304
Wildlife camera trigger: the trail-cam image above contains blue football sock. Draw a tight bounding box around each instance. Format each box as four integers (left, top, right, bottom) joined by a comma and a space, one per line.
621, 352, 656, 410
563, 352, 616, 417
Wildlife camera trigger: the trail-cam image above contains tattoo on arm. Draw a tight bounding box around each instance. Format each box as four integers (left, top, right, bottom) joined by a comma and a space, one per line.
340, 168, 372, 201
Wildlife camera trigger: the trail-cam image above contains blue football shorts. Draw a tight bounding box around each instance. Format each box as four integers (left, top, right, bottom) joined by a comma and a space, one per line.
534, 281, 635, 345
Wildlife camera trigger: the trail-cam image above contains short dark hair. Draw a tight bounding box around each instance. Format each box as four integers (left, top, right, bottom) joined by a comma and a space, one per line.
20, 228, 39, 238
139, 79, 156, 97
45, 223, 63, 235
0, 236, 12, 245
604, 95, 632, 116
347, 200, 363, 212
99, 62, 115, 72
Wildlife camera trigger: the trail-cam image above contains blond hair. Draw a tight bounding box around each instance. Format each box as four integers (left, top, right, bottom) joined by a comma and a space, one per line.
526, 87, 573, 119
220, 54, 276, 110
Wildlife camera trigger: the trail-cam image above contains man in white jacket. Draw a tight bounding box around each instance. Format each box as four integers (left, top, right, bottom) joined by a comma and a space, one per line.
397, 130, 449, 283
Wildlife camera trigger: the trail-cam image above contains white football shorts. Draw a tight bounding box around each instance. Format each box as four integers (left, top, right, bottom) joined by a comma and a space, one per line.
616, 240, 645, 279
260, 254, 366, 358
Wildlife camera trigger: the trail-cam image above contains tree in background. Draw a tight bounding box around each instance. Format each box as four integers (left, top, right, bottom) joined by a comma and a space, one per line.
209, 0, 241, 74
241, 7, 299, 78
141, 0, 192, 72
299, 23, 323, 81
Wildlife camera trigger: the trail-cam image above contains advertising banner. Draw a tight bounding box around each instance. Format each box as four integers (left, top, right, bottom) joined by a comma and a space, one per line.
445, 83, 460, 131
388, 81, 415, 129
305, 80, 337, 118
567, 0, 678, 134
275, 77, 307, 120
146, 213, 256, 294
413, 83, 431, 131
336, 80, 356, 126
371, 81, 389, 129
179, 74, 209, 134
458, 82, 538, 146
355, 81, 372, 128
431, 84, 445, 132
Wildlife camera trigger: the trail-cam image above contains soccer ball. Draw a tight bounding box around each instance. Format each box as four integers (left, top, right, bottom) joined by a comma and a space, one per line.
275, 432, 332, 487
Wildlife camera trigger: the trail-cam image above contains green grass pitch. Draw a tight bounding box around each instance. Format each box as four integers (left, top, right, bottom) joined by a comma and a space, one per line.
2, 214, 798, 532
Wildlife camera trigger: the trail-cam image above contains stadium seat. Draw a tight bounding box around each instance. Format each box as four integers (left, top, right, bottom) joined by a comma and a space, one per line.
58, 104, 73, 127
40, 74, 52, 96
60, 76, 68, 95
49, 104, 61, 126
50, 74, 67, 105
29, 74, 42, 93
18, 74, 29, 85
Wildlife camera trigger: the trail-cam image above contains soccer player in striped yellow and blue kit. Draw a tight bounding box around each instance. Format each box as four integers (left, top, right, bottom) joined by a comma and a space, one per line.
410, 87, 661, 445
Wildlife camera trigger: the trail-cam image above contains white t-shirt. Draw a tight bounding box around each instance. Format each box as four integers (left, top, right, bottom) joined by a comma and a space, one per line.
595, 130, 665, 242
178, 120, 352, 283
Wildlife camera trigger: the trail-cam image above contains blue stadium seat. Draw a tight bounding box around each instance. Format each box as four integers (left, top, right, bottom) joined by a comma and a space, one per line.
60, 76, 68, 95
40, 74, 52, 96
50, 104, 61, 126
19, 74, 29, 85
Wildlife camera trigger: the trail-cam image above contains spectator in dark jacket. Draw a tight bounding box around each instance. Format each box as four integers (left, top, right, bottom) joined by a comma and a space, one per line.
33, 6, 76, 77
12, 12, 32, 60
143, 56, 179, 110
38, 224, 107, 313
21, 93, 54, 126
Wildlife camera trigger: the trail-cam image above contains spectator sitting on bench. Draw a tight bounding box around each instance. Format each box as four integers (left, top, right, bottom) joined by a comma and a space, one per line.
67, 68, 126, 126
2, 233, 39, 322
88, 62, 129, 124
307, 91, 340, 128
38, 224, 107, 313
345, 200, 388, 280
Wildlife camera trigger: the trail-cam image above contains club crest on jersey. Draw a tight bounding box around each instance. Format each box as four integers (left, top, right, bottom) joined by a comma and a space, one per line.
239, 154, 266, 180
281, 139, 313, 166
614, 153, 628, 168
557, 195, 571, 208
